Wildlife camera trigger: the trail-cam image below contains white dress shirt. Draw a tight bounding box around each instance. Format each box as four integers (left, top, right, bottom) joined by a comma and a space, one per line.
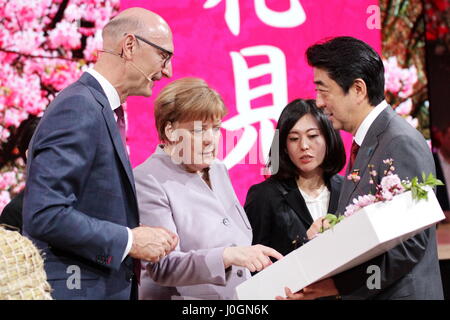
299, 186, 331, 221
85, 68, 133, 262
354, 100, 389, 147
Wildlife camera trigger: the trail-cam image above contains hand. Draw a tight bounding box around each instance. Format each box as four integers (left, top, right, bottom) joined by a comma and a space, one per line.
129, 225, 178, 262
306, 217, 331, 240
222, 244, 283, 272
444, 210, 450, 223
275, 278, 339, 300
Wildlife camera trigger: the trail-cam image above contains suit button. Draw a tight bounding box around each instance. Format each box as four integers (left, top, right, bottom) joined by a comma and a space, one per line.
126, 272, 133, 282
223, 218, 230, 226
237, 269, 243, 277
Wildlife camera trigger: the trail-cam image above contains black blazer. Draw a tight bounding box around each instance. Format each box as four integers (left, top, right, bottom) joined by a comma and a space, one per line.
433, 152, 449, 211
244, 175, 343, 257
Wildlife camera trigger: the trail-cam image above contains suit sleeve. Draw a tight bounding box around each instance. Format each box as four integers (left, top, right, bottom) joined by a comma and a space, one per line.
23, 95, 128, 271
333, 134, 436, 299
134, 169, 228, 287
244, 183, 275, 246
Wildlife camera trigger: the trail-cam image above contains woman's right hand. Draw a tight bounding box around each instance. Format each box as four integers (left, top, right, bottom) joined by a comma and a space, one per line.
222, 245, 283, 272
306, 217, 332, 240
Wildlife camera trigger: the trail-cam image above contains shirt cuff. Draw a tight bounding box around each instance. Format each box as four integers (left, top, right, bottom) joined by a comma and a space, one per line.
122, 227, 133, 262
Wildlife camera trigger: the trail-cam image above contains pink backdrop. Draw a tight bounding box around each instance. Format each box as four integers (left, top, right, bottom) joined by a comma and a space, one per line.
121, 0, 381, 204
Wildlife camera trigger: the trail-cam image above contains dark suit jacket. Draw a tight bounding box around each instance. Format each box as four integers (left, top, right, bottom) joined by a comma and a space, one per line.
244, 175, 343, 257
0, 191, 24, 233
333, 106, 443, 300
23, 73, 139, 300
433, 152, 450, 211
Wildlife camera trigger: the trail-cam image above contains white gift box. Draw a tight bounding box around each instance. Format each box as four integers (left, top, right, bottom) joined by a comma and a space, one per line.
235, 187, 445, 300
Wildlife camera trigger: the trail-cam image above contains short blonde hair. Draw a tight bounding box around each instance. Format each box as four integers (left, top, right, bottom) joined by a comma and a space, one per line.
154, 77, 227, 142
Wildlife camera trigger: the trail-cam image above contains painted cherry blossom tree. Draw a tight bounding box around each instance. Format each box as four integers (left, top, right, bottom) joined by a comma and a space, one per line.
380, 0, 431, 137
0, 0, 120, 212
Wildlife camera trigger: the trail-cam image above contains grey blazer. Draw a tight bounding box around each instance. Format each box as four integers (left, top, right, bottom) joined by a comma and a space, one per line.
134, 147, 252, 300
333, 106, 443, 300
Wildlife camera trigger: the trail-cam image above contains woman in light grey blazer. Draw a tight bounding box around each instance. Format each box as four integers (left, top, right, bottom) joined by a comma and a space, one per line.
134, 78, 282, 300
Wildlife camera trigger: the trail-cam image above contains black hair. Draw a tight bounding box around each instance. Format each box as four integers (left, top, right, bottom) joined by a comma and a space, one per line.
268, 99, 345, 182
306, 36, 385, 106
16, 116, 41, 163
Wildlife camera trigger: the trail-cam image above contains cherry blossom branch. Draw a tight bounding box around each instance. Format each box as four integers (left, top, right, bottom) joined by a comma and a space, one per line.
0, 48, 83, 62
45, 0, 70, 31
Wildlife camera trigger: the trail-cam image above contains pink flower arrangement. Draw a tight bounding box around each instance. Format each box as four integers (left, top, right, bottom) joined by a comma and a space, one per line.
344, 159, 404, 216
344, 194, 377, 217
342, 159, 442, 218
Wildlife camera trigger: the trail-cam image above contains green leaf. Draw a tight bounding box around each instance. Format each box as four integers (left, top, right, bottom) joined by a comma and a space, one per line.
319, 214, 345, 233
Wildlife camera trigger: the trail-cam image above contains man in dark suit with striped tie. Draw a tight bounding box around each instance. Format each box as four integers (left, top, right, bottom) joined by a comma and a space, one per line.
23, 7, 178, 300
281, 36, 443, 300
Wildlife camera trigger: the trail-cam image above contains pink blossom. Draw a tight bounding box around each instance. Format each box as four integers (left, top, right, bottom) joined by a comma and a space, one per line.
64, 3, 83, 21
47, 20, 82, 50
1, 0, 119, 203
354, 194, 377, 207
41, 61, 83, 91
398, 66, 417, 98
0, 171, 18, 190
10, 29, 46, 55
381, 174, 402, 190
344, 194, 376, 217
0, 191, 11, 214
395, 99, 413, 115
381, 190, 394, 201
0, 126, 10, 142
383, 56, 418, 99
344, 204, 360, 217
12, 181, 26, 194
15, 158, 25, 167
83, 30, 103, 61
405, 116, 418, 128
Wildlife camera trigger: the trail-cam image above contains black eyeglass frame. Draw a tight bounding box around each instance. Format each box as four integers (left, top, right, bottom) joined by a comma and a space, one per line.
130, 34, 173, 68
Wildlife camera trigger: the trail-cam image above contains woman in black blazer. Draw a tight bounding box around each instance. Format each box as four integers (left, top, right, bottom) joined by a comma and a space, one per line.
244, 99, 346, 257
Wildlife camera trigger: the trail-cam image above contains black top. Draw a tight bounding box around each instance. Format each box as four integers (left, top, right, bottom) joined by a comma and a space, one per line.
244, 175, 343, 257
0, 191, 24, 233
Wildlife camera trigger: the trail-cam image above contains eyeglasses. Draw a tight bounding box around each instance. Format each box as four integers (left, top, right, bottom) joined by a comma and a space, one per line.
132, 34, 173, 68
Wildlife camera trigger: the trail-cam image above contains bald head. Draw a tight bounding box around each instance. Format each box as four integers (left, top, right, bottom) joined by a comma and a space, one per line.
102, 7, 172, 48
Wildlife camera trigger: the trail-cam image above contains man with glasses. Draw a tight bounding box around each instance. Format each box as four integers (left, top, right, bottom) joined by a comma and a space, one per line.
23, 7, 178, 300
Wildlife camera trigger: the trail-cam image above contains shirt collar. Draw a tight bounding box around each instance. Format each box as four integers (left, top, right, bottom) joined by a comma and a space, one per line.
354, 100, 388, 146
85, 68, 121, 111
